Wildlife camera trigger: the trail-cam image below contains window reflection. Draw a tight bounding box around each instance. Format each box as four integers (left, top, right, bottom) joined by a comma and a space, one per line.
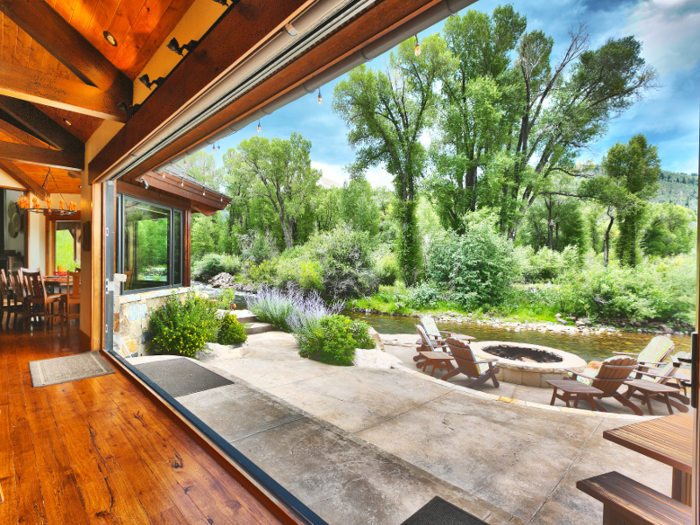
123, 198, 170, 290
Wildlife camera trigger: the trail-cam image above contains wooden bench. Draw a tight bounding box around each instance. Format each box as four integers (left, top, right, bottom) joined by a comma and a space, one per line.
577, 471, 691, 525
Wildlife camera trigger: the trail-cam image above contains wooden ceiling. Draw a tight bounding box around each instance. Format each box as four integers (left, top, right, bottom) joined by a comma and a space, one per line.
0, 0, 196, 194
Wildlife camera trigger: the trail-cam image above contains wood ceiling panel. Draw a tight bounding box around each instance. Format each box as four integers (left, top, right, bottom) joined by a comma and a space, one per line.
15, 162, 80, 194
33, 104, 102, 144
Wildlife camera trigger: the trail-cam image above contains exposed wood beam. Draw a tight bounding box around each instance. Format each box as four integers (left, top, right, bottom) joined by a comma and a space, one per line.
116, 180, 189, 210
89, 0, 311, 182
0, 160, 49, 199
0, 0, 132, 105
142, 171, 231, 209
0, 96, 84, 153
0, 142, 82, 171
0, 109, 50, 146
0, 61, 126, 122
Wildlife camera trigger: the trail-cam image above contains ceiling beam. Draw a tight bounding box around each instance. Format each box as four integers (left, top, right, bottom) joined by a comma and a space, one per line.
0, 112, 50, 148
0, 160, 49, 199
88, 0, 311, 183
0, 96, 84, 153
117, 180, 190, 210
0, 61, 127, 122
0, 0, 132, 105
0, 141, 82, 171
142, 171, 231, 209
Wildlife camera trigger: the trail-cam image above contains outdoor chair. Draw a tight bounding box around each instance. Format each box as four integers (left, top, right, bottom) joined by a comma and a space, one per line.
444, 337, 500, 388
613, 335, 674, 371
419, 315, 475, 345
415, 325, 456, 377
625, 357, 690, 414
60, 271, 81, 327
554, 357, 643, 415
21, 269, 61, 328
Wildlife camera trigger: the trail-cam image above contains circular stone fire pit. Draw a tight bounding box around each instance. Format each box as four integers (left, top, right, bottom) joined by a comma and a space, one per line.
470, 341, 587, 388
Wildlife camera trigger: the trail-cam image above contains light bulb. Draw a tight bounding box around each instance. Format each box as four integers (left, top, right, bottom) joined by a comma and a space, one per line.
257, 120, 261, 133
181, 178, 184, 187
414, 35, 421, 56
202, 189, 206, 196
317, 88, 322, 105
213, 144, 216, 153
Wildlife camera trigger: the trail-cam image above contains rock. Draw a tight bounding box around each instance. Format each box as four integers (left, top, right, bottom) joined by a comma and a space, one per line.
368, 327, 384, 352
555, 313, 562, 318
353, 348, 402, 369
196, 342, 247, 361
575, 320, 585, 327
659, 324, 673, 334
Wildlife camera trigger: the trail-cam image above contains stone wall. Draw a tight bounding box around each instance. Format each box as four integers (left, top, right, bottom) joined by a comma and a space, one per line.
113, 285, 191, 357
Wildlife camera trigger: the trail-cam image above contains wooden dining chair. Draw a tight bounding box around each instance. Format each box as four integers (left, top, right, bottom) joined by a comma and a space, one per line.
60, 271, 81, 327
21, 269, 61, 328
7, 271, 27, 328
0, 269, 9, 325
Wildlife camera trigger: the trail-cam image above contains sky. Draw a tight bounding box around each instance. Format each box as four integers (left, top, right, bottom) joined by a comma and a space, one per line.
206, 0, 700, 188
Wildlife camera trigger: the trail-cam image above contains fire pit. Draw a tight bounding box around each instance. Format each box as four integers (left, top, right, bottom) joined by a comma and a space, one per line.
471, 341, 586, 388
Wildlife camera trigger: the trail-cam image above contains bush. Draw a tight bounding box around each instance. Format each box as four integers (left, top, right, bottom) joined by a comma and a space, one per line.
425, 220, 519, 307
193, 253, 242, 281
149, 293, 220, 358
306, 227, 379, 300
275, 257, 324, 292
406, 282, 445, 309
373, 247, 400, 286
213, 289, 237, 310
521, 246, 580, 282
218, 314, 247, 345
246, 259, 277, 284
298, 314, 374, 366
238, 230, 277, 264
247, 286, 298, 332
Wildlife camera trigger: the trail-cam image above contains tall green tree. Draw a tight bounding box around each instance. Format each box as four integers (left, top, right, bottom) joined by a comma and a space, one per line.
333, 35, 452, 284
176, 150, 223, 189
642, 203, 696, 257
428, 7, 526, 231
224, 133, 320, 250
340, 174, 379, 235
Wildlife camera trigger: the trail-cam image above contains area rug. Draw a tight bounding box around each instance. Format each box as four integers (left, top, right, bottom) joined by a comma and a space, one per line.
401, 497, 490, 525
30, 351, 115, 388
135, 358, 234, 398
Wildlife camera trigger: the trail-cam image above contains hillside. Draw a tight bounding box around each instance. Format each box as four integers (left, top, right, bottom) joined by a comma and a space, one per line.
654, 170, 698, 211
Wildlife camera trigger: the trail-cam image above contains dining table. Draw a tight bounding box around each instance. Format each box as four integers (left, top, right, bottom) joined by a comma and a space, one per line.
603, 413, 693, 505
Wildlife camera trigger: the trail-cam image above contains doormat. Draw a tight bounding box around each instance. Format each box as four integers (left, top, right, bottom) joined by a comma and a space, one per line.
135, 359, 233, 398
401, 497, 490, 525
29, 351, 115, 388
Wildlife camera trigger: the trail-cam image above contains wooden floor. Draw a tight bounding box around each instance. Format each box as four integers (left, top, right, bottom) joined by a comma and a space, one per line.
0, 323, 285, 525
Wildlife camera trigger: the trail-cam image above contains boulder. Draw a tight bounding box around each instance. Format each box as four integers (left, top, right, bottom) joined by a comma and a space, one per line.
352, 348, 402, 369
368, 327, 384, 352
659, 324, 673, 334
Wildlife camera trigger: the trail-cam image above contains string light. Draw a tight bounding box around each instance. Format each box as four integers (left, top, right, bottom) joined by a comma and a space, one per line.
257, 119, 261, 133
317, 88, 322, 105
181, 178, 184, 187
213, 143, 216, 153
414, 35, 421, 56
217, 143, 220, 150
203, 189, 206, 196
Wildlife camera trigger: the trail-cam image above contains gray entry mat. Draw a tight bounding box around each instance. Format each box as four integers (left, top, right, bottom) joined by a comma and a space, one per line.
402, 497, 490, 525
30, 351, 115, 388
135, 358, 233, 398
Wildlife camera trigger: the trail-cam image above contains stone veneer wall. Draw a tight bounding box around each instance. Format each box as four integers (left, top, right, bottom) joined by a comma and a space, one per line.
113, 285, 191, 357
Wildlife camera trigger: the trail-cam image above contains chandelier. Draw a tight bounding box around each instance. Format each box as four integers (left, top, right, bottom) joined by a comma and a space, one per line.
17, 168, 78, 215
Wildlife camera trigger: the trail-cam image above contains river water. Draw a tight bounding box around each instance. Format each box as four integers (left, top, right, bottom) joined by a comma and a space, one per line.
349, 312, 691, 363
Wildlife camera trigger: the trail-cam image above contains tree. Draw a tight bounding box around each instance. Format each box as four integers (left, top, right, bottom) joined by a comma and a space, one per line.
333, 35, 452, 284
224, 133, 321, 250
313, 186, 342, 232
428, 7, 526, 231
340, 174, 379, 235
191, 214, 215, 259
642, 203, 695, 257
176, 150, 223, 189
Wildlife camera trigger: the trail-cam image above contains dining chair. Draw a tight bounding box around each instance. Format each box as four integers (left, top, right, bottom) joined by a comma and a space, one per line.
60, 271, 81, 327
21, 268, 61, 328
7, 271, 27, 328
0, 269, 9, 325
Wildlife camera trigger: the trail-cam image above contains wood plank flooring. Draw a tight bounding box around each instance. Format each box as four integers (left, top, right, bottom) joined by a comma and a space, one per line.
0, 324, 284, 525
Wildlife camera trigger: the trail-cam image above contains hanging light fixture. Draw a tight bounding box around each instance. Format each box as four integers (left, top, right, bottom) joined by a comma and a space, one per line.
317, 88, 322, 105
202, 189, 206, 196
213, 143, 216, 153
414, 35, 421, 56
181, 178, 184, 187
217, 143, 221, 150
17, 168, 77, 216
257, 119, 261, 133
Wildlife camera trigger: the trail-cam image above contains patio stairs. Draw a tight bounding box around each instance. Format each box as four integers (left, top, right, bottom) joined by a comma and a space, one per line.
224, 309, 275, 335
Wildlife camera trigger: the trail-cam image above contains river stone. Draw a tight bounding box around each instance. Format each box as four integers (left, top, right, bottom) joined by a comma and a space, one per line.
352, 348, 402, 369
368, 327, 384, 352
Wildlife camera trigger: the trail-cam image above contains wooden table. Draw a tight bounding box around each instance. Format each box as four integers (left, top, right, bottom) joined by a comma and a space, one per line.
624, 379, 680, 416
547, 379, 604, 411
418, 351, 455, 377
603, 413, 693, 505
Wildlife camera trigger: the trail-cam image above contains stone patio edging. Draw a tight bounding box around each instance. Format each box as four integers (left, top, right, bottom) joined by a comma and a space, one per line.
390, 364, 649, 422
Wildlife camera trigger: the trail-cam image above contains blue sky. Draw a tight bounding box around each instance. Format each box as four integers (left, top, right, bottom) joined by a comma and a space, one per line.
208, 0, 700, 187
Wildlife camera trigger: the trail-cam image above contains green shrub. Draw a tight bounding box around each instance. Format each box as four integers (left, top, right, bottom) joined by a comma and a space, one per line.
406, 282, 445, 309
149, 293, 220, 358
246, 259, 277, 284
425, 221, 518, 307
521, 246, 580, 282
298, 314, 373, 366
373, 248, 400, 286
193, 253, 242, 281
275, 257, 324, 292
218, 314, 247, 345
213, 289, 237, 310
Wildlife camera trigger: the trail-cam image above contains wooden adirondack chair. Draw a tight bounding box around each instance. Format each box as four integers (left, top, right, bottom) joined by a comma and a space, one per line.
443, 338, 500, 388
415, 325, 455, 376
625, 357, 690, 413
419, 316, 475, 345
613, 335, 674, 369
556, 357, 643, 415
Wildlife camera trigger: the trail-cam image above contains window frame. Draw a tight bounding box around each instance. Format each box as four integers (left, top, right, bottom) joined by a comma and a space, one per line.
117, 193, 184, 294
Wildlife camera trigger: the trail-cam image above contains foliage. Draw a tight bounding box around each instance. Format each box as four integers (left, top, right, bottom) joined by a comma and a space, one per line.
214, 288, 237, 310
297, 315, 374, 366
424, 217, 519, 307
246, 259, 277, 285
373, 246, 400, 286
193, 253, 242, 281
247, 286, 343, 333
149, 293, 220, 358
55, 229, 80, 271
341, 175, 380, 235
642, 203, 696, 257
406, 282, 446, 309
217, 314, 247, 345
238, 230, 277, 265
275, 256, 324, 293
520, 246, 581, 282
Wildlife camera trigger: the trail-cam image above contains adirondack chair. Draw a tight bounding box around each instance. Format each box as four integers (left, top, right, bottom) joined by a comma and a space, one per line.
555, 357, 643, 415
625, 357, 690, 413
415, 325, 456, 376
419, 316, 475, 345
443, 338, 500, 388
613, 335, 674, 370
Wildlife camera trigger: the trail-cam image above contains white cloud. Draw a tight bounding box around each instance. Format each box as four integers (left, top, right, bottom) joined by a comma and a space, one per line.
311, 161, 394, 188
625, 0, 700, 75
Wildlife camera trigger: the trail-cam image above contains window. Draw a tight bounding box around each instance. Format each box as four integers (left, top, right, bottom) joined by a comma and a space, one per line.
118, 195, 183, 292
55, 221, 81, 271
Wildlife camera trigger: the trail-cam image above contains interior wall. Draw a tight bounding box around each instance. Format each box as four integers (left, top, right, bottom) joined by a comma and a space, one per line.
4, 189, 24, 257
0, 169, 25, 190
27, 212, 45, 272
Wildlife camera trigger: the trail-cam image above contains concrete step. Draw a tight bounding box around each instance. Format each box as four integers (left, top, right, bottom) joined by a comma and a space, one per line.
218, 309, 258, 324
245, 322, 275, 335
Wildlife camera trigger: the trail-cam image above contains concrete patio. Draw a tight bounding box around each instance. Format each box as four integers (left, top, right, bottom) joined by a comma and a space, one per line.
130, 331, 680, 525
